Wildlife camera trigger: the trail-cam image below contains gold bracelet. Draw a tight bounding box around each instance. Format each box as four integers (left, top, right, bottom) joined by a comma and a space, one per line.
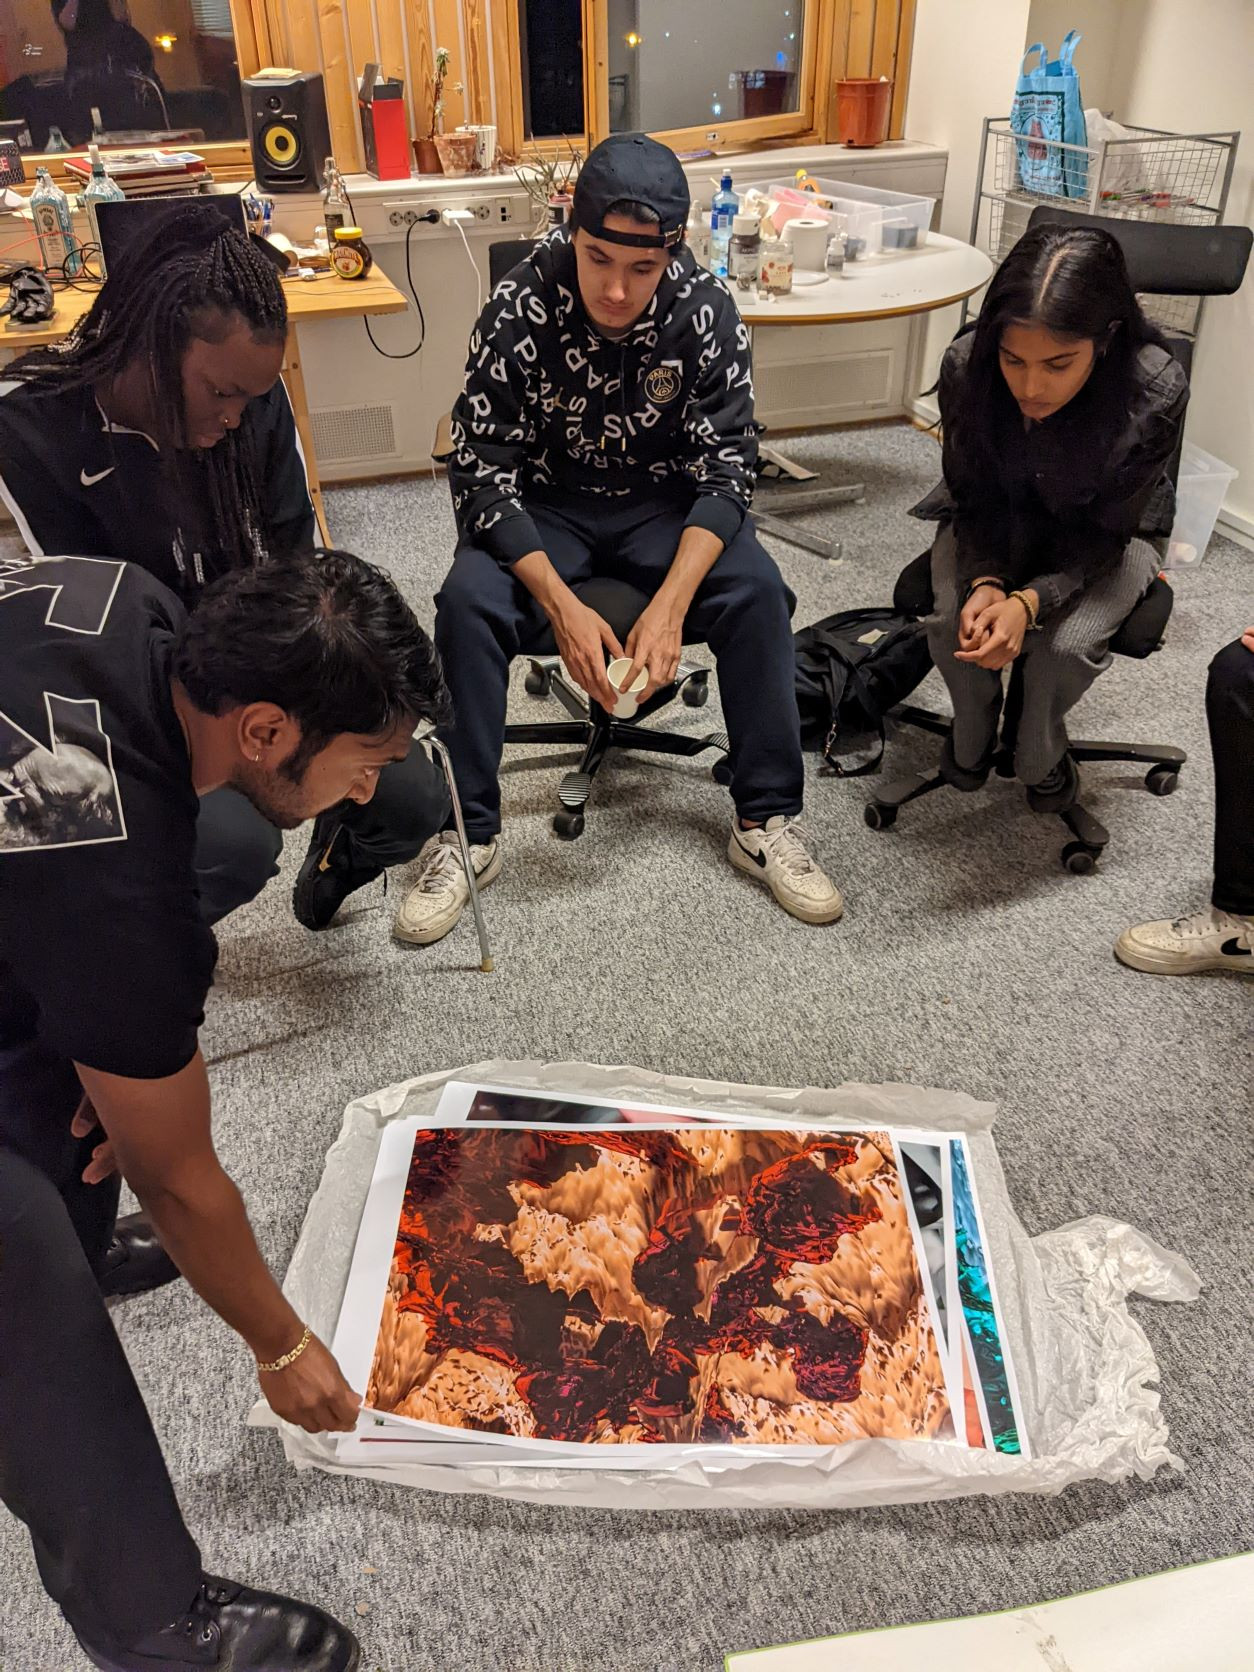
257, 1325, 312, 1375
1008, 589, 1039, 630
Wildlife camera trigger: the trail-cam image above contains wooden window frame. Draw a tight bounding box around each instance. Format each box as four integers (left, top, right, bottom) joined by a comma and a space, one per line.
582, 0, 836, 154
14, 0, 916, 192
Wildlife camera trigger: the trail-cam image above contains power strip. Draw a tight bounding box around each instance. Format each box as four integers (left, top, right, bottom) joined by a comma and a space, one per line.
386, 197, 514, 230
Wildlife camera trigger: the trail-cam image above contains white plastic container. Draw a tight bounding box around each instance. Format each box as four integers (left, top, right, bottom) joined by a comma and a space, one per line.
765, 175, 934, 255
1163, 442, 1238, 569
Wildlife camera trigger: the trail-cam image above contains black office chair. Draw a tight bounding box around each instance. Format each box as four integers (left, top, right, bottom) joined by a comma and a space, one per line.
504, 577, 730, 839
866, 211, 1252, 874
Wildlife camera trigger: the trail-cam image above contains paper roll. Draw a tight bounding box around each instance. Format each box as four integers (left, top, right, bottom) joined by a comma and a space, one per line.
782, 216, 830, 271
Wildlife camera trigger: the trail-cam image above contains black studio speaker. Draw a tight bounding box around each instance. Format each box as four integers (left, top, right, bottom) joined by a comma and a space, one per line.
243, 72, 333, 193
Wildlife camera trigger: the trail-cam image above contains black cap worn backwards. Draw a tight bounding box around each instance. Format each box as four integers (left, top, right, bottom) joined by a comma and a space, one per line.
572, 133, 691, 250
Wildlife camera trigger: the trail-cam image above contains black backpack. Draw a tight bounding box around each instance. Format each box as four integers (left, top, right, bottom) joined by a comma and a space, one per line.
794, 607, 932, 775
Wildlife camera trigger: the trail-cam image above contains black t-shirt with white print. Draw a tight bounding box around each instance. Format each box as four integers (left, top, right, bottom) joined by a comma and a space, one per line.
0, 554, 216, 1080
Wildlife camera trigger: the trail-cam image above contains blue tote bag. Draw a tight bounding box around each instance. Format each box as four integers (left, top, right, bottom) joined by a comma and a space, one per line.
1011, 31, 1089, 199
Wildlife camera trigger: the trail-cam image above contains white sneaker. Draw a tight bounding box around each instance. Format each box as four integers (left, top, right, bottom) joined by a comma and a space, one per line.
727, 815, 844, 924
1115, 905, 1254, 976
393, 831, 501, 946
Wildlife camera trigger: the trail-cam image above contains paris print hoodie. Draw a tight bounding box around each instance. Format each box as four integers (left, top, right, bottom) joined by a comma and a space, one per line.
447, 227, 758, 565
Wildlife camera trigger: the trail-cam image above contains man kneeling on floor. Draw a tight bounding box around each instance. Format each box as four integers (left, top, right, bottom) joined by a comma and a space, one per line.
0, 549, 446, 1671
395, 133, 843, 946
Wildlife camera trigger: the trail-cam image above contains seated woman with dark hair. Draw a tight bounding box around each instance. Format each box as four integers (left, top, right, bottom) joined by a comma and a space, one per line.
0, 204, 448, 934
913, 223, 1188, 812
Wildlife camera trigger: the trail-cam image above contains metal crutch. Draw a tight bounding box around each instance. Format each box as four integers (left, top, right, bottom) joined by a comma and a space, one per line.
427, 734, 494, 972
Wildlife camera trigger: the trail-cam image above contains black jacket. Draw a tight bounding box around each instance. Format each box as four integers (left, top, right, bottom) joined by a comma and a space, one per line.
447, 228, 758, 565
0, 377, 314, 593
911, 330, 1188, 620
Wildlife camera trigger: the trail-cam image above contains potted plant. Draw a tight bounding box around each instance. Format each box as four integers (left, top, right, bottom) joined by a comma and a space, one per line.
513, 140, 582, 236
415, 46, 466, 174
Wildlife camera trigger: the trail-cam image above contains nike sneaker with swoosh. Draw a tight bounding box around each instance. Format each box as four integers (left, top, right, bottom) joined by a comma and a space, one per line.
1115, 905, 1254, 976
727, 815, 843, 923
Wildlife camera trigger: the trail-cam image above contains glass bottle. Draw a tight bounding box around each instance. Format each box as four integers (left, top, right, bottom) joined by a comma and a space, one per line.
322, 157, 348, 238
729, 212, 761, 293
758, 230, 793, 298
30, 167, 79, 276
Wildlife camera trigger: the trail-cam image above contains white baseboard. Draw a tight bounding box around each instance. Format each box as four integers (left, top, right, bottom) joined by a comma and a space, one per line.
1216, 504, 1254, 552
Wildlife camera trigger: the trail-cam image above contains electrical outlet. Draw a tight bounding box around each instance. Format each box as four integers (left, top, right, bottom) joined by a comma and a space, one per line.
384, 198, 514, 231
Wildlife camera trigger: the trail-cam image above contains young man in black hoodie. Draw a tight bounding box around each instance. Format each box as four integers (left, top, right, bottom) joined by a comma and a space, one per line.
396, 134, 842, 945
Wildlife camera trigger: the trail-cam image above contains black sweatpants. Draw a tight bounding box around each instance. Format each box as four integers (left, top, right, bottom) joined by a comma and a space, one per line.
1208, 636, 1254, 916
434, 488, 804, 842
195, 741, 450, 923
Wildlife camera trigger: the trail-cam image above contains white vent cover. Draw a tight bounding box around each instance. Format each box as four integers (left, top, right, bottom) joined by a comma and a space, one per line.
310, 404, 398, 464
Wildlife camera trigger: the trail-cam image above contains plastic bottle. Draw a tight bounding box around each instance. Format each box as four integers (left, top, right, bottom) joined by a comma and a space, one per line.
709, 171, 739, 278
30, 167, 80, 276
685, 201, 710, 270
322, 157, 348, 238
84, 143, 125, 271
729, 212, 761, 292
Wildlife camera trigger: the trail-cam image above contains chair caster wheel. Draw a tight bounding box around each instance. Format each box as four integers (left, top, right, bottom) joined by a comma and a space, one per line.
1145, 766, 1178, 796
554, 809, 585, 840
682, 678, 709, 708
711, 758, 733, 786
1061, 840, 1100, 874
524, 667, 553, 697
865, 802, 897, 831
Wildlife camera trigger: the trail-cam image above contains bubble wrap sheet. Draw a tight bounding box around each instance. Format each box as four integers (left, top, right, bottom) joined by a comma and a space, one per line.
248, 1061, 1199, 1510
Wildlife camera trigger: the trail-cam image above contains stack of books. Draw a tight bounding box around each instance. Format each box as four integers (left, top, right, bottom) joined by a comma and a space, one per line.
64, 149, 212, 198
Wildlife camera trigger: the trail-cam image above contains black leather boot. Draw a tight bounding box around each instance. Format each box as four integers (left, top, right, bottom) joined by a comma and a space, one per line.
98, 1213, 181, 1299
76, 1576, 360, 1671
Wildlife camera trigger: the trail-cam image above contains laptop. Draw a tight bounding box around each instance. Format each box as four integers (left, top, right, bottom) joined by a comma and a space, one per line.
92, 194, 248, 277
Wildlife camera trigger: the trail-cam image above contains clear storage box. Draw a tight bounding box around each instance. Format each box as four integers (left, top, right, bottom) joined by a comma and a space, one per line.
1164, 442, 1238, 568
765, 175, 935, 255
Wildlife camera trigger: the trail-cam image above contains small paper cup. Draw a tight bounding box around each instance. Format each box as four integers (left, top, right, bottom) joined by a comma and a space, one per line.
605, 657, 648, 717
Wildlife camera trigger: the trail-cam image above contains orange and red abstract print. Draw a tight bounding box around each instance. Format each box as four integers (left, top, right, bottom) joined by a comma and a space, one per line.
366, 1125, 953, 1447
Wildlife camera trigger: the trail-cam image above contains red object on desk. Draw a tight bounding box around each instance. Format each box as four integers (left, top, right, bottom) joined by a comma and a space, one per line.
359, 64, 410, 181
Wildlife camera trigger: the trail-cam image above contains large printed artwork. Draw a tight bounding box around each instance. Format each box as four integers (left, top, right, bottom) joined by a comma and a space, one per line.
363, 1122, 954, 1448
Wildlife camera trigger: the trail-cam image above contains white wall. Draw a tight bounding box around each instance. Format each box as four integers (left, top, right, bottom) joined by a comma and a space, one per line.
902, 0, 1033, 401
909, 0, 1254, 535
1084, 0, 1254, 536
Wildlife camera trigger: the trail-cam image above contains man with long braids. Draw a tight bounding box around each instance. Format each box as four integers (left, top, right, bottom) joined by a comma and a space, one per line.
0, 203, 449, 943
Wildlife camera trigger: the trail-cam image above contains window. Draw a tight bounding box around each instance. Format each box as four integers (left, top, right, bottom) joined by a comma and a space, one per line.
0, 0, 247, 152
520, 0, 585, 139
606, 0, 807, 136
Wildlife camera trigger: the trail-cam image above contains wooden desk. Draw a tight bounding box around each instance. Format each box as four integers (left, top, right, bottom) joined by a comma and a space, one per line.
0, 268, 409, 545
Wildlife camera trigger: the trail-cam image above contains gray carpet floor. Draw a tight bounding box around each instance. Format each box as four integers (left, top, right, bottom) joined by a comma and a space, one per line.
2, 422, 1251, 1672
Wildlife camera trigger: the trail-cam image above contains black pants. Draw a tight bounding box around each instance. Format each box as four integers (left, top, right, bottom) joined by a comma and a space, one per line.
434, 490, 804, 842
0, 1149, 202, 1654
194, 742, 450, 923
1208, 637, 1254, 916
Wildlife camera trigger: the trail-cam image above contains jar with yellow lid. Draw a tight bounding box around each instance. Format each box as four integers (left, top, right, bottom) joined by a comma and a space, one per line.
331, 226, 373, 281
